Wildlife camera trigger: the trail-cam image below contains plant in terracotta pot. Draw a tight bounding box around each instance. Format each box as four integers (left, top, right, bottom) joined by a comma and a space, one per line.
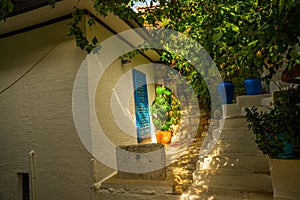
150, 85, 181, 145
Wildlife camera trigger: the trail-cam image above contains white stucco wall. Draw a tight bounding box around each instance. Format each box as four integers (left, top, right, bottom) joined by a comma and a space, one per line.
81, 15, 156, 183
0, 19, 93, 200
0, 14, 156, 199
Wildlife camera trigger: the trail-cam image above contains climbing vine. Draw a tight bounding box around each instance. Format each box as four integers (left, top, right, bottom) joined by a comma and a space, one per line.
67, 9, 98, 53
0, 0, 14, 21
1, 0, 300, 110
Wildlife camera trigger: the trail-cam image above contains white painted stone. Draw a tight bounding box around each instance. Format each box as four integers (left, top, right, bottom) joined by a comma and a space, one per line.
262, 96, 273, 106
241, 106, 272, 116
269, 159, 300, 200
222, 104, 242, 118
100, 174, 175, 194
236, 95, 264, 107
192, 169, 273, 193
211, 140, 263, 155
220, 117, 249, 129
182, 185, 273, 200
196, 154, 270, 172
116, 144, 166, 180
190, 108, 273, 197
215, 128, 255, 141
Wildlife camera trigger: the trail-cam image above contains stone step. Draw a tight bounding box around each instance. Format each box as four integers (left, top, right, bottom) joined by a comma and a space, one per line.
213, 128, 255, 141
196, 154, 270, 173
209, 139, 263, 155
220, 117, 249, 129
241, 106, 272, 116
99, 174, 175, 194
221, 94, 273, 117
261, 96, 273, 106
192, 169, 273, 193
236, 95, 265, 107
182, 185, 273, 200
95, 189, 179, 200
222, 104, 242, 118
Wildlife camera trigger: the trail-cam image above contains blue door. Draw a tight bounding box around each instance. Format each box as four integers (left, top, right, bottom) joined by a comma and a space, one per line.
132, 69, 151, 143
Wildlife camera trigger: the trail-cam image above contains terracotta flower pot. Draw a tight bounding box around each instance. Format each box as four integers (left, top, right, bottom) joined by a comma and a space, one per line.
156, 130, 172, 145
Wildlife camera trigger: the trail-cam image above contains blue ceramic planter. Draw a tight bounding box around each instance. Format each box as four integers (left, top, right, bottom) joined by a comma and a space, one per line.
244, 78, 262, 95
217, 81, 234, 104
267, 133, 294, 159
277, 133, 294, 159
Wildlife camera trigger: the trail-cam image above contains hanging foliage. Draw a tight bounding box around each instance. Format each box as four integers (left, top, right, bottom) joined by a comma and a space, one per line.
2, 0, 299, 109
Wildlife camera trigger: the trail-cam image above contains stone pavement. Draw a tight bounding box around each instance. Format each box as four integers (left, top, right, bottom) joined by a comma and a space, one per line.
166, 137, 204, 194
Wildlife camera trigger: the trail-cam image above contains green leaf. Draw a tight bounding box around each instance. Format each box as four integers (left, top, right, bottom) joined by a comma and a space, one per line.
88, 18, 95, 27
212, 32, 223, 42
231, 24, 240, 32
92, 37, 98, 45
247, 40, 259, 47
7, 1, 14, 13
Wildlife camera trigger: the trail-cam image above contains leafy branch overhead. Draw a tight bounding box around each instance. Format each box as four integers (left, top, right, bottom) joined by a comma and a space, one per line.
1, 0, 299, 105
0, 0, 14, 21
87, 0, 300, 94
67, 9, 98, 53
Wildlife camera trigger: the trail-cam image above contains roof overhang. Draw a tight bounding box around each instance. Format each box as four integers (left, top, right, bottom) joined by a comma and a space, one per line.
0, 0, 161, 62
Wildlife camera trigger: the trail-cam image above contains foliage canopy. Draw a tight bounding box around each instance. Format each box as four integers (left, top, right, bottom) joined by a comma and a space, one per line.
1, 0, 300, 110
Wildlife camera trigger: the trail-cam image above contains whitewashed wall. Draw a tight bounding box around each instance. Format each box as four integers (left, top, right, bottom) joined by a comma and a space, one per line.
0, 15, 156, 199
0, 19, 94, 200
83, 15, 156, 183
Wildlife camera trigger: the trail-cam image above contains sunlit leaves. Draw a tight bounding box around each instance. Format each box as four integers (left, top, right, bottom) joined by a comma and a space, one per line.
68, 9, 98, 53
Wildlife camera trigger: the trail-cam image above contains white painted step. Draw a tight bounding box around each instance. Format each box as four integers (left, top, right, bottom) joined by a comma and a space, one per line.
220, 117, 249, 129
241, 105, 273, 116
196, 154, 270, 173
100, 174, 174, 194
213, 128, 255, 141
183, 185, 273, 200
96, 190, 179, 200
222, 104, 242, 118
236, 95, 265, 107
211, 140, 263, 155
262, 96, 273, 106
192, 169, 273, 193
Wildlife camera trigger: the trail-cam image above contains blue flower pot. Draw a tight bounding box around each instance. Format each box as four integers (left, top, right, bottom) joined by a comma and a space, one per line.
266, 133, 294, 159
244, 78, 262, 95
217, 81, 234, 104
277, 133, 294, 159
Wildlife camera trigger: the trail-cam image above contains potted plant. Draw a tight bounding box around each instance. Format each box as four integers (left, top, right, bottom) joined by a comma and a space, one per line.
245, 84, 300, 199
150, 85, 181, 145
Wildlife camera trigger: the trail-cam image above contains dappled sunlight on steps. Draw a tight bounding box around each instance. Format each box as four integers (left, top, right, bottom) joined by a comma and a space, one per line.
181, 94, 275, 200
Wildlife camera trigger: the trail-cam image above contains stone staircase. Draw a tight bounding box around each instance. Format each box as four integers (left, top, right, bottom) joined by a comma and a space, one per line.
95, 94, 276, 200
182, 94, 275, 199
